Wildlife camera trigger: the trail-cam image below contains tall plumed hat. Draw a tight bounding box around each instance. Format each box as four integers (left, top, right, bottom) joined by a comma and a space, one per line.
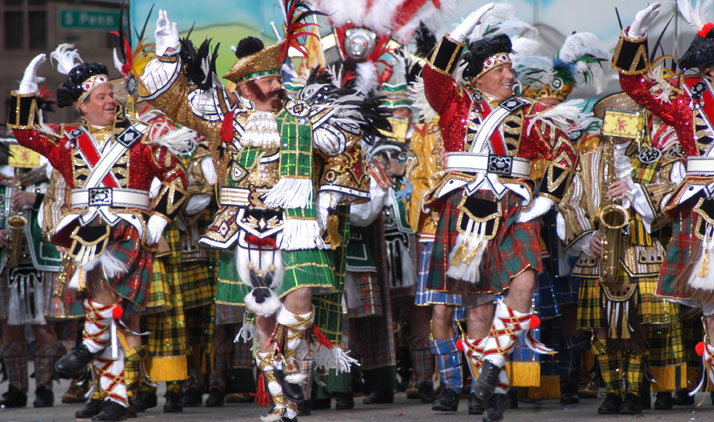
223, 0, 323, 84
52, 44, 110, 108
678, 0, 714, 70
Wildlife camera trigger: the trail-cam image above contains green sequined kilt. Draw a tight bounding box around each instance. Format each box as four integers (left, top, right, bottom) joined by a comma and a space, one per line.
216, 248, 336, 307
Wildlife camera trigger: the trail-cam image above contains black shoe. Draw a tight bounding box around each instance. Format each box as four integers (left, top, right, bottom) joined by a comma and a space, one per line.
619, 393, 642, 415
418, 382, 435, 403
560, 382, 579, 405
134, 390, 157, 412
672, 390, 694, 406
273, 369, 305, 404
92, 400, 128, 421
76, 398, 105, 418
654, 392, 673, 410
163, 390, 183, 413
182, 387, 202, 407
0, 385, 27, 408
483, 393, 509, 422
126, 402, 137, 418
205, 388, 224, 407
334, 393, 354, 410
597, 393, 622, 414
507, 389, 518, 409
432, 388, 459, 412
468, 393, 485, 415
55, 345, 101, 378
473, 360, 501, 402
363, 389, 393, 404
33, 386, 54, 407
312, 397, 331, 410
639, 391, 651, 410
298, 399, 311, 416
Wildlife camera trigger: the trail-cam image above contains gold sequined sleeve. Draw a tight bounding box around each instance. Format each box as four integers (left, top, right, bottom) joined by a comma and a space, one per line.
558, 151, 596, 250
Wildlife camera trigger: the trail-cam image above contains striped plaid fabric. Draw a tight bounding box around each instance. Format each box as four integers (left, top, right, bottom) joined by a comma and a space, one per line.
658, 211, 696, 298
0, 341, 28, 391
145, 256, 171, 314
592, 339, 622, 395
430, 337, 462, 393
648, 315, 685, 392
415, 241, 466, 320
185, 303, 215, 375
410, 335, 434, 384
44, 268, 85, 319
576, 278, 602, 330
624, 352, 644, 396
428, 191, 542, 294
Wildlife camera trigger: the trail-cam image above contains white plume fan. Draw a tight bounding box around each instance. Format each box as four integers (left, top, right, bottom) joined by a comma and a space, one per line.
678, 0, 714, 32
50, 43, 83, 75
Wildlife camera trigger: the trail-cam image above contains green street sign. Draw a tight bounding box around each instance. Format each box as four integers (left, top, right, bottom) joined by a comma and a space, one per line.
59, 9, 121, 30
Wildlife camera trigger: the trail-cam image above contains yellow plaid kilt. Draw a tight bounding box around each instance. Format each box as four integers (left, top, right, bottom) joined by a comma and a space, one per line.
144, 256, 171, 315
648, 311, 686, 392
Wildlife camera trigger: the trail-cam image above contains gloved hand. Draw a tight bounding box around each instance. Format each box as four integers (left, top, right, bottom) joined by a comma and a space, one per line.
184, 194, 211, 216
18, 54, 46, 95
146, 214, 169, 245
200, 156, 217, 185
629, 2, 661, 39
516, 196, 555, 223
317, 192, 342, 231
450, 2, 496, 43
155, 9, 180, 56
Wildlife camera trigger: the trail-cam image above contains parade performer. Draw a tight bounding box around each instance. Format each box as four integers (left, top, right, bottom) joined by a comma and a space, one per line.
422, 3, 579, 421
559, 92, 683, 414
7, 42, 188, 420
613, 0, 714, 394
139, 2, 388, 419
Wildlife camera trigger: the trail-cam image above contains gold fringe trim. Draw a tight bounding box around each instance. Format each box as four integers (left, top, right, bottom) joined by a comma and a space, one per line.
147, 356, 188, 382
506, 362, 541, 387
521, 375, 560, 399
650, 363, 687, 392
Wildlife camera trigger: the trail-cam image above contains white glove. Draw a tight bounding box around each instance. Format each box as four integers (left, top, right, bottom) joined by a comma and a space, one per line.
146, 214, 169, 245
184, 194, 211, 216
450, 2, 495, 43
155, 9, 180, 56
317, 192, 343, 231
18, 54, 46, 95
628, 2, 661, 39
200, 156, 217, 185
516, 196, 555, 223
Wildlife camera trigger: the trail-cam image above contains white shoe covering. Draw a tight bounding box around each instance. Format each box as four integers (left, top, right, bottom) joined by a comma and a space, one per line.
92, 345, 128, 407
480, 299, 532, 369
82, 299, 120, 354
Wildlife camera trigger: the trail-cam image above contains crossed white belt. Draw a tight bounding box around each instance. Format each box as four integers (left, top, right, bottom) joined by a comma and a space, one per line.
445, 152, 531, 178
70, 188, 150, 210
687, 156, 714, 176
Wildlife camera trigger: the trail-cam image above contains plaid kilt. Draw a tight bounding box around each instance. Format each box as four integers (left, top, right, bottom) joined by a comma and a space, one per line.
415, 241, 465, 320
144, 253, 171, 314
44, 268, 84, 319
658, 210, 696, 299
427, 190, 542, 295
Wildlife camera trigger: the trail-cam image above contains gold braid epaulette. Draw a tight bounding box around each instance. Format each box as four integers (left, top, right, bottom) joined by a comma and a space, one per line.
611, 29, 649, 75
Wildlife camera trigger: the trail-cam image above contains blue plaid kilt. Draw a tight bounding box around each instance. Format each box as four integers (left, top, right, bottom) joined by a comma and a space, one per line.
414, 241, 465, 321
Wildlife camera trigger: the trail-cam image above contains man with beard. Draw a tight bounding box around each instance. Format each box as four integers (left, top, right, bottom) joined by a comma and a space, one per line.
139, 5, 386, 421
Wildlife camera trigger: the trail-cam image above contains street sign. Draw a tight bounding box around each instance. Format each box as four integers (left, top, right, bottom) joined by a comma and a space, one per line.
59, 9, 121, 31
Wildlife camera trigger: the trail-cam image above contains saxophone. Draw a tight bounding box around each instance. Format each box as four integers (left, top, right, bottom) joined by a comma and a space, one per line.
598, 136, 629, 287
6, 169, 27, 268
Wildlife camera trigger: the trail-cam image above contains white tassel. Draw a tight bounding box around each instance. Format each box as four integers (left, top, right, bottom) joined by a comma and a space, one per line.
263, 178, 314, 209
399, 243, 418, 288
235, 321, 258, 343
446, 221, 487, 283
312, 344, 359, 374
278, 218, 327, 251
687, 224, 714, 291
50, 43, 83, 75
99, 251, 128, 281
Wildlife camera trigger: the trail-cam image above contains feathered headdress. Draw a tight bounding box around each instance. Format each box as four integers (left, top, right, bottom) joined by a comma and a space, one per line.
111, 2, 156, 97
52, 44, 110, 108
677, 0, 714, 69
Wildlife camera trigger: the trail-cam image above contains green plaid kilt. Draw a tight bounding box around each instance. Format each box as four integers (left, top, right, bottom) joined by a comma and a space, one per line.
216, 245, 336, 307
44, 269, 85, 319
577, 273, 675, 330
427, 190, 542, 294
658, 210, 696, 299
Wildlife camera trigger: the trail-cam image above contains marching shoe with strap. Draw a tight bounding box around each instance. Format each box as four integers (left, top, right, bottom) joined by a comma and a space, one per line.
55, 345, 102, 377
76, 398, 105, 418
33, 386, 54, 407
473, 360, 500, 401
163, 390, 183, 413
334, 393, 354, 410
468, 393, 485, 415
181, 387, 202, 407
619, 393, 642, 415
418, 381, 435, 403
431, 388, 459, 412
134, 390, 157, 412
0, 385, 27, 408
482, 393, 509, 422
654, 392, 673, 410
597, 393, 622, 414
363, 389, 394, 404
672, 390, 694, 405
205, 388, 224, 407
92, 400, 128, 421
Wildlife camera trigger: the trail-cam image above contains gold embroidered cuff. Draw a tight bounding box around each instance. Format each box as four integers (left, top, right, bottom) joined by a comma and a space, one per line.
539, 163, 573, 203
428, 34, 464, 76
611, 28, 649, 74
152, 181, 187, 220
7, 91, 38, 129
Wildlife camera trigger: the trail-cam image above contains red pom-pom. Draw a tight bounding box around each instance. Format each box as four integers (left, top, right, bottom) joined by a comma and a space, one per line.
455, 338, 464, 352
529, 315, 541, 330
696, 341, 706, 357
112, 306, 124, 319
699, 22, 714, 38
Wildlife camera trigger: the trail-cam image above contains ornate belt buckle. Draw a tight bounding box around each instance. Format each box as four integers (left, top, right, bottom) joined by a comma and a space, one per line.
487, 155, 513, 176
88, 187, 113, 206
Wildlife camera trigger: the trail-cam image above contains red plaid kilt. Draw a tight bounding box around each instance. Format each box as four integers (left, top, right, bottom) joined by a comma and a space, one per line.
427, 190, 542, 295
658, 210, 695, 299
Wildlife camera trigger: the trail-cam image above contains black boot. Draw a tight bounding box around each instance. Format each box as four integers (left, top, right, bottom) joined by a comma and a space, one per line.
273, 369, 305, 404
468, 393, 485, 415
134, 390, 157, 412
33, 386, 54, 407
0, 385, 27, 408
418, 381, 435, 403
672, 390, 694, 406
334, 393, 354, 410
473, 360, 501, 401
597, 393, 622, 414
432, 388, 459, 412
181, 387, 202, 407
363, 389, 393, 404
654, 392, 673, 410
163, 390, 183, 413
76, 398, 105, 418
92, 400, 129, 421
507, 389, 518, 409
311, 397, 331, 410
619, 393, 642, 415
483, 393, 509, 422
205, 388, 224, 407
55, 345, 102, 378
560, 381, 579, 405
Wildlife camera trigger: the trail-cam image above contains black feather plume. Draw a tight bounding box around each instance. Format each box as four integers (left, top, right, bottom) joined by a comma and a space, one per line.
179, 37, 219, 90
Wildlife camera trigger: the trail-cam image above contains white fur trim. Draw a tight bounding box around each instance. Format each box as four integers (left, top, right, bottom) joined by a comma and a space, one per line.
235, 243, 283, 290
445, 230, 486, 284
355, 61, 379, 94
50, 44, 83, 75
259, 412, 283, 422
263, 178, 313, 210
285, 373, 307, 384
245, 289, 282, 317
